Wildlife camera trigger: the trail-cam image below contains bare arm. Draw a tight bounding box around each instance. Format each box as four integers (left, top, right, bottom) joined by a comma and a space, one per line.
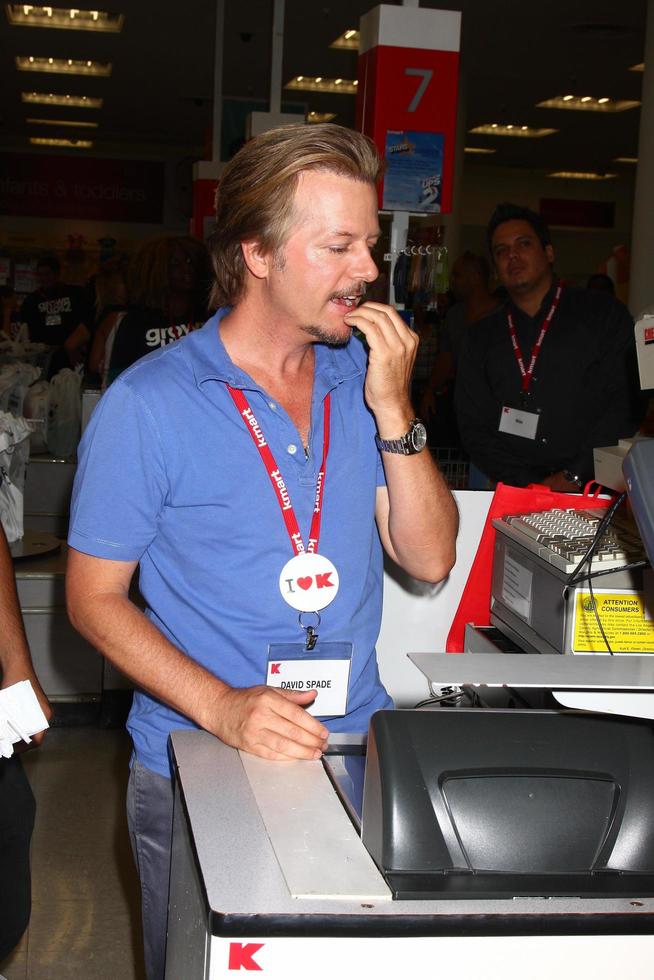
88, 310, 122, 376
0, 525, 51, 745
66, 548, 329, 760
344, 301, 458, 582
64, 321, 90, 366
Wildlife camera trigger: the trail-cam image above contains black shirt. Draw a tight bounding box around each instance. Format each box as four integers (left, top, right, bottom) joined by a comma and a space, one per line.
455, 282, 644, 487
109, 307, 205, 377
20, 283, 92, 347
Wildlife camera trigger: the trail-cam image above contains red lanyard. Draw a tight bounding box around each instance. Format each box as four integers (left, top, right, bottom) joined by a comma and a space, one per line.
507, 284, 562, 394
227, 387, 330, 556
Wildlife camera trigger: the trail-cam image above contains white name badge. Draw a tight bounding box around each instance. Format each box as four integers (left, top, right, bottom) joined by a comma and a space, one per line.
279, 551, 339, 612
266, 655, 351, 716
498, 405, 539, 440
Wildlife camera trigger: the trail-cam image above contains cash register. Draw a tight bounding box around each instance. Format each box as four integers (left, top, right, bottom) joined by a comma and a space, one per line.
322, 440, 654, 903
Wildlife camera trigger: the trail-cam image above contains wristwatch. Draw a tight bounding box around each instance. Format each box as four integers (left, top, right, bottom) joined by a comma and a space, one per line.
375, 419, 428, 455
563, 469, 584, 489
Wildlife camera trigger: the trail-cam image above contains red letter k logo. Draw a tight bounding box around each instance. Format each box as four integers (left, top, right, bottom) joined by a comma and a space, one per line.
270, 663, 281, 675
228, 942, 264, 971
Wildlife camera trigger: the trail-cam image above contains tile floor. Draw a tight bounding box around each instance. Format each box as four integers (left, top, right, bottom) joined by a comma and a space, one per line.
0, 728, 145, 980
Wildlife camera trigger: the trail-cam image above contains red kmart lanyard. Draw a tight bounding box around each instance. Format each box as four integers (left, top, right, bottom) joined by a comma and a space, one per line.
227, 387, 331, 556
507, 284, 562, 394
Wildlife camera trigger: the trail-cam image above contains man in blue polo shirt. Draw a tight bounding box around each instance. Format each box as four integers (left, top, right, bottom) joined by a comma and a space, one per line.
67, 124, 458, 980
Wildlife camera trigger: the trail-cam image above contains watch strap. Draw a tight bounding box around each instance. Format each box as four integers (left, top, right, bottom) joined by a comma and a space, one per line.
375, 419, 426, 455
375, 433, 412, 455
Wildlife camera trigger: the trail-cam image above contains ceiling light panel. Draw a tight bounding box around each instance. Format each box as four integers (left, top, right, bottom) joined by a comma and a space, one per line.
464, 147, 496, 154
6, 4, 124, 32
26, 116, 97, 127
330, 28, 359, 50
16, 55, 111, 76
30, 136, 93, 147
469, 123, 557, 138
286, 76, 357, 95
548, 171, 617, 180
537, 95, 640, 112
307, 111, 336, 123
614, 156, 638, 163
22, 90, 102, 107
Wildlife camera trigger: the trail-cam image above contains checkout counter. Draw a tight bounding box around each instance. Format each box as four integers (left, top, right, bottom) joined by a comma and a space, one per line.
164, 450, 654, 979
166, 719, 654, 980
11, 373, 654, 975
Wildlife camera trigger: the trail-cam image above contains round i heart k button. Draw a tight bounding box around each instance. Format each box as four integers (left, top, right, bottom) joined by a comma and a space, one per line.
279, 551, 340, 612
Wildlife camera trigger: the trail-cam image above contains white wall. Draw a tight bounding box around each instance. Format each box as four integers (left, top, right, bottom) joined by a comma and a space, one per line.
377, 490, 493, 707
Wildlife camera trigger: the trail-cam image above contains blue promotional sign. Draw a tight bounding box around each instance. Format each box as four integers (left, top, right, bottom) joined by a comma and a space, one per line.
382, 130, 444, 213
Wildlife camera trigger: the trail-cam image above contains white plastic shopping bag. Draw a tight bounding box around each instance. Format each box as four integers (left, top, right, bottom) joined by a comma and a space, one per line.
23, 379, 50, 453
0, 363, 41, 417
0, 412, 34, 543
46, 367, 82, 458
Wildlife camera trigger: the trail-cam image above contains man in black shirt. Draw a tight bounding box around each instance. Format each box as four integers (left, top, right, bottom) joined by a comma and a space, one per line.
455, 203, 643, 489
19, 254, 92, 374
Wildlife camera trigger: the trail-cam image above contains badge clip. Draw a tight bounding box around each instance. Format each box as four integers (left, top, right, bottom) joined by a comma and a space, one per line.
299, 611, 321, 652
305, 626, 318, 651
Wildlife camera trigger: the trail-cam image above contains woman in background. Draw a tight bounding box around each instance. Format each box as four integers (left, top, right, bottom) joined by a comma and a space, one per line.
106, 236, 212, 385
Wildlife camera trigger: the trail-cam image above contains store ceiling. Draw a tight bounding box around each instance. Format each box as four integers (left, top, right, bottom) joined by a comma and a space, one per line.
0, 0, 648, 176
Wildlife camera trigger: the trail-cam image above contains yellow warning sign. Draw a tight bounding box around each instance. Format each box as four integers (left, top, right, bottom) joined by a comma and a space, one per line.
572, 589, 654, 654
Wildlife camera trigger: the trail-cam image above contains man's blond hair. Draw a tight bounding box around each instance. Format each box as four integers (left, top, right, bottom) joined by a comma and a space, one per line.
208, 124, 383, 308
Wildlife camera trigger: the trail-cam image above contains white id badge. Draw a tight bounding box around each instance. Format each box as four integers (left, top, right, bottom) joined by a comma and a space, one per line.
267, 642, 353, 717
498, 405, 539, 440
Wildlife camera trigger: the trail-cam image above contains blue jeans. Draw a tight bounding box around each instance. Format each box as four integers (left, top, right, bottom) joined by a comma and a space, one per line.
126, 759, 174, 980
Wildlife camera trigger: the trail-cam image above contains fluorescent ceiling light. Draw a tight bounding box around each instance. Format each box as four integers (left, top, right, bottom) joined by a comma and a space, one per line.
306, 111, 336, 123
548, 171, 617, 180
330, 28, 359, 50
537, 94, 640, 112
26, 115, 97, 128
6, 4, 124, 32
30, 136, 92, 147
469, 123, 557, 138
464, 146, 496, 154
16, 55, 111, 76
630, 63, 645, 72
22, 90, 102, 108
614, 156, 638, 163
286, 76, 357, 95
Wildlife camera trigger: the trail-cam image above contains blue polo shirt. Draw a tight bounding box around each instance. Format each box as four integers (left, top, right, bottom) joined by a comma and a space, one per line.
69, 310, 392, 777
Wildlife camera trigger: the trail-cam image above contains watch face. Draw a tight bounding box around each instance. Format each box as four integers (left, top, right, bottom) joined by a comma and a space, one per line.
411, 421, 428, 452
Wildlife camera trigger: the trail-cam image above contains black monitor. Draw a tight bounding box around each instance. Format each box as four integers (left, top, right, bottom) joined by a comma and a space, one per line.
358, 709, 654, 900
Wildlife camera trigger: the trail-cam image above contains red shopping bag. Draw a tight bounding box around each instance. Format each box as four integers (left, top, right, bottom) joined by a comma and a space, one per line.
446, 482, 610, 653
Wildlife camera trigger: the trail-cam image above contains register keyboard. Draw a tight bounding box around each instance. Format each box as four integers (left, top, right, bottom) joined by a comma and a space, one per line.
492, 508, 646, 575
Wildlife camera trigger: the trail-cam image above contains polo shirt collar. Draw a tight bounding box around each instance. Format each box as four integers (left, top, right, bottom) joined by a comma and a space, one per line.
187, 307, 363, 392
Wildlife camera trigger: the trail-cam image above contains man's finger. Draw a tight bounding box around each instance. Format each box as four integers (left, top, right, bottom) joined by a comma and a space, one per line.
347, 305, 415, 352
264, 689, 330, 745
358, 302, 417, 340
249, 731, 325, 761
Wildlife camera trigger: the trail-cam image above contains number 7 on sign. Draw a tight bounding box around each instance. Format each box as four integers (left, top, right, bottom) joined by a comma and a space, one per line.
405, 68, 434, 113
